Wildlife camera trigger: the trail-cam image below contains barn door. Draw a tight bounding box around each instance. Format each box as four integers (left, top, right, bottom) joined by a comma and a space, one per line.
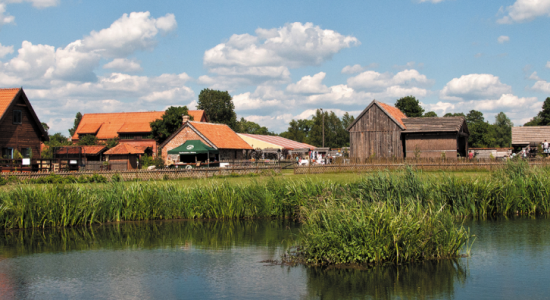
129, 156, 138, 169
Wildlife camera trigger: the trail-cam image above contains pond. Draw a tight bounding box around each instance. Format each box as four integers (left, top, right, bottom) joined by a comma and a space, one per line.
0, 217, 549, 299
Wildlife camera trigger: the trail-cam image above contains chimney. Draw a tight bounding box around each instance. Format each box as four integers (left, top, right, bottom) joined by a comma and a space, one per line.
182, 115, 190, 123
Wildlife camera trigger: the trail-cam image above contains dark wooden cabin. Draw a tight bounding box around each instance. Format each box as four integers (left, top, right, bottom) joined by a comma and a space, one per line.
347, 100, 470, 160
0, 88, 48, 159
401, 117, 469, 158
346, 100, 406, 160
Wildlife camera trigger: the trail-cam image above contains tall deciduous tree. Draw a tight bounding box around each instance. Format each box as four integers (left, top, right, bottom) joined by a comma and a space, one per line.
466, 110, 489, 148
423, 111, 438, 117
78, 135, 98, 146
197, 89, 237, 130
150, 106, 191, 144
235, 117, 273, 135
444, 112, 466, 117
491, 112, 513, 147
341, 112, 355, 129
68, 112, 82, 137
395, 96, 424, 117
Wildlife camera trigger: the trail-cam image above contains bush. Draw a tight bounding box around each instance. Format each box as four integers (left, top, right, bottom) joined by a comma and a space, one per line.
90, 174, 108, 183
111, 173, 122, 182
0, 177, 6, 186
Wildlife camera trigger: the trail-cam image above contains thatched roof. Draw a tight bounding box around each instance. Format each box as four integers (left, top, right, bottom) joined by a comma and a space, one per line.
512, 126, 550, 145
402, 117, 468, 134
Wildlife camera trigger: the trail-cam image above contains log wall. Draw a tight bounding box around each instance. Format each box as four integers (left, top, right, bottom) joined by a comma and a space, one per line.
405, 133, 457, 158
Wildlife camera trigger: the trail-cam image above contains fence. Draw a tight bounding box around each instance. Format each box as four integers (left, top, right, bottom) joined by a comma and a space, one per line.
0, 165, 282, 182
84, 161, 128, 171
294, 158, 550, 174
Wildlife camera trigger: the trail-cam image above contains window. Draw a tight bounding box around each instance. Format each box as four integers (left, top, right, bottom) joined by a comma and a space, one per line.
13, 110, 22, 124
2, 148, 13, 159
119, 133, 153, 140
21, 148, 32, 158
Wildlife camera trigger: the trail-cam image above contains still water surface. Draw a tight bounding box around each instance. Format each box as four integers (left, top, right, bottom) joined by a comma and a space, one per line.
0, 217, 549, 299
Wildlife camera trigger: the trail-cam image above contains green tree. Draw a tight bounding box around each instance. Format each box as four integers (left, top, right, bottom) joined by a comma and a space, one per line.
538, 97, 550, 125
281, 119, 312, 143
491, 112, 513, 147
105, 137, 119, 149
78, 135, 98, 146
443, 112, 466, 117
41, 133, 72, 159
150, 106, 191, 144
197, 89, 237, 129
341, 112, 355, 129
466, 110, 489, 148
395, 96, 424, 117
423, 111, 438, 117
235, 117, 273, 135
524, 116, 542, 126
68, 112, 82, 137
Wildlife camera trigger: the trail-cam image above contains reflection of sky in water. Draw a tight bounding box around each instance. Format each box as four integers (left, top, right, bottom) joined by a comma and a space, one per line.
0, 218, 549, 299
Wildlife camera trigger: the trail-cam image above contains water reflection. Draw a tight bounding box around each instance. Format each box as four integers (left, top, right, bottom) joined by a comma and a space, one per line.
0, 217, 549, 299
304, 260, 467, 300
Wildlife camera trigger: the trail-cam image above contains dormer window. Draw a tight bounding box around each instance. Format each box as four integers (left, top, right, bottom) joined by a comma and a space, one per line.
13, 110, 22, 124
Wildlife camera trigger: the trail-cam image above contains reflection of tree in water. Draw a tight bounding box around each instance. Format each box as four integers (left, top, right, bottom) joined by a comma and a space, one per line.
0, 220, 299, 257
303, 260, 467, 300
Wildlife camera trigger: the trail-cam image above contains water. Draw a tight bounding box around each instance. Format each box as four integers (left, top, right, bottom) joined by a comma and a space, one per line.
0, 217, 549, 300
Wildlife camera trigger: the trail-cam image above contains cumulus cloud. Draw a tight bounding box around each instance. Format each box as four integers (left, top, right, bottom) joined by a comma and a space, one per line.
439, 74, 512, 101
103, 58, 142, 73
497, 0, 550, 24
286, 72, 330, 94
532, 78, 550, 93
0, 4, 14, 25
546, 61, 550, 68
498, 35, 510, 43
233, 92, 283, 111
201, 22, 358, 88
341, 64, 364, 74
347, 69, 431, 91
0, 43, 13, 58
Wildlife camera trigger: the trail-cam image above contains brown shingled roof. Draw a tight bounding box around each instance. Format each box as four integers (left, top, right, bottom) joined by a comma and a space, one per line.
512, 126, 550, 145
402, 117, 467, 133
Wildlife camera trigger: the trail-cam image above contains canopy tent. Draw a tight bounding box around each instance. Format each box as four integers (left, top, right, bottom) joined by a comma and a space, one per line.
168, 140, 219, 155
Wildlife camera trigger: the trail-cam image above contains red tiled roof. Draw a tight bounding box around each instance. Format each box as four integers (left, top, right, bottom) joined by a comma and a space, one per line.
73, 110, 208, 140
190, 122, 252, 150
0, 88, 20, 119
78, 123, 103, 134
55, 146, 107, 155
239, 134, 315, 150
377, 102, 407, 129
104, 143, 149, 155
189, 110, 207, 122
117, 122, 152, 133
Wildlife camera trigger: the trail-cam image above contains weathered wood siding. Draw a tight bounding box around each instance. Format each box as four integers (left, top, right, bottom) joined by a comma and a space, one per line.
0, 94, 44, 158
349, 105, 403, 160
405, 133, 457, 158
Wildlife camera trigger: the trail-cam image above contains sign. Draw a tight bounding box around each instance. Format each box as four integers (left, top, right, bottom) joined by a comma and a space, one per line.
22, 158, 30, 165
70, 160, 78, 165
186, 145, 195, 150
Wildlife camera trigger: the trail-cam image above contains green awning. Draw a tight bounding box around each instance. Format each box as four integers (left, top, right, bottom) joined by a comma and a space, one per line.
167, 140, 219, 155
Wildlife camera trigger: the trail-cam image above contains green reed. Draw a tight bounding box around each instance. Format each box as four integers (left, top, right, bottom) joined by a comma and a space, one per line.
0, 160, 549, 230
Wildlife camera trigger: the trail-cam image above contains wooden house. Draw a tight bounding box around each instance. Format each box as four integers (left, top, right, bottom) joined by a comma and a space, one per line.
160, 116, 252, 166
347, 100, 406, 160
104, 143, 152, 170
511, 126, 550, 149
0, 88, 49, 159
71, 110, 208, 156
347, 100, 469, 160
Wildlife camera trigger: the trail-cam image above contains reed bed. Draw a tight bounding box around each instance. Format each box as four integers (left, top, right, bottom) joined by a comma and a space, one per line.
0, 161, 549, 230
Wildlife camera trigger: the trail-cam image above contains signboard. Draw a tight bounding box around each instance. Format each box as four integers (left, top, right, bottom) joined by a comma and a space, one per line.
70, 160, 78, 165
220, 163, 229, 168
186, 145, 195, 150
22, 158, 30, 165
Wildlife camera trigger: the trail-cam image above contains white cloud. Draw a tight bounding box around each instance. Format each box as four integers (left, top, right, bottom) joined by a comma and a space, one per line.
347, 69, 431, 91
440, 74, 512, 101
0, 43, 13, 58
532, 78, 550, 93
393, 61, 424, 70
103, 58, 142, 73
498, 35, 510, 43
286, 72, 330, 94
546, 61, 550, 68
4, 0, 59, 8
233, 92, 283, 111
528, 71, 541, 81
341, 64, 364, 74
497, 0, 550, 24
0, 4, 14, 25
80, 12, 177, 58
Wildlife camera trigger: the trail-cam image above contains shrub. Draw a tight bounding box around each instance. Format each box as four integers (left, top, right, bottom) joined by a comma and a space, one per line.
0, 177, 6, 186
111, 173, 122, 182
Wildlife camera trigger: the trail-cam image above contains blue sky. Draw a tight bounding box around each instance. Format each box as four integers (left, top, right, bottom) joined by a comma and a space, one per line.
1, 0, 550, 134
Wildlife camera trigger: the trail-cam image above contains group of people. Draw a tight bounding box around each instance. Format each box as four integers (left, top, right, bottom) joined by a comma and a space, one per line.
295, 151, 335, 165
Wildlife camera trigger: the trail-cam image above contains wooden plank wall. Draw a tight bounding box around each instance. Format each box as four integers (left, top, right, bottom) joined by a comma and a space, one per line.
405, 133, 457, 158
0, 94, 43, 159
349, 105, 403, 159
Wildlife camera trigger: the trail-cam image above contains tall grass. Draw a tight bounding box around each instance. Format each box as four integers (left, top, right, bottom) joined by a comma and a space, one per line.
0, 160, 549, 230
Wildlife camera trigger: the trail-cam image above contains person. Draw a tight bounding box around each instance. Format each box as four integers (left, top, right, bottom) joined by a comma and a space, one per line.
522, 148, 527, 158
468, 150, 474, 159
544, 140, 549, 155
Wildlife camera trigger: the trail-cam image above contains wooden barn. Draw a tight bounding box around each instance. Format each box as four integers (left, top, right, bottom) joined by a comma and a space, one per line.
347, 100, 469, 160
0, 88, 49, 159
346, 100, 406, 160
511, 126, 550, 149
